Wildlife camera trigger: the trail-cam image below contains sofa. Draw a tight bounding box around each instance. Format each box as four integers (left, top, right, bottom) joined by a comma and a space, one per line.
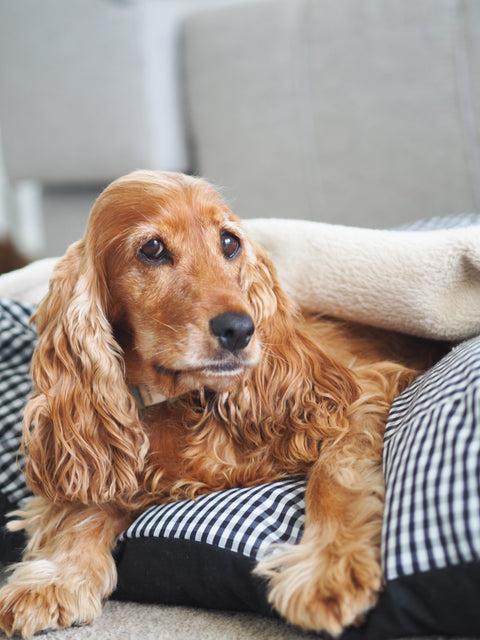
0, 0, 479, 257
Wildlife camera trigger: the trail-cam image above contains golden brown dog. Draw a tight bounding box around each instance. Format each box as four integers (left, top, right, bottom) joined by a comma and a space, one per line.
0, 171, 441, 638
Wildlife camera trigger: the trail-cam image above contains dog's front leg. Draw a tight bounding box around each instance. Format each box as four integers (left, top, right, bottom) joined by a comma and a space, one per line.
255, 431, 384, 636
0, 497, 129, 639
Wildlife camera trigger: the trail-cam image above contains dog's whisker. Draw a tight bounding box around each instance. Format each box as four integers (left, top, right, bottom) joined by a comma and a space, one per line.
154, 320, 180, 334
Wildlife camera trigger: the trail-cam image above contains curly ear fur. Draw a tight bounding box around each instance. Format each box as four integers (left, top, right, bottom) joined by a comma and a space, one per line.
241, 244, 359, 469
181, 240, 360, 487
23, 242, 148, 504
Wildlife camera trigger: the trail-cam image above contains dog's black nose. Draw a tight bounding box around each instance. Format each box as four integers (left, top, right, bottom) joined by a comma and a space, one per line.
210, 312, 255, 353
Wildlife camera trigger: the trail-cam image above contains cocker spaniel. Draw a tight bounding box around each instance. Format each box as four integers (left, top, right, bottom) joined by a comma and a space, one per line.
0, 171, 441, 638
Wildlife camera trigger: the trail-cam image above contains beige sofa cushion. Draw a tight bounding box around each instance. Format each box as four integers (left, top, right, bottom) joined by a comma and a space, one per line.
183, 0, 480, 228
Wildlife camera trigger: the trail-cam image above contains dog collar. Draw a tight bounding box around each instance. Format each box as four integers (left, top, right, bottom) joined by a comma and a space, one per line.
131, 384, 169, 409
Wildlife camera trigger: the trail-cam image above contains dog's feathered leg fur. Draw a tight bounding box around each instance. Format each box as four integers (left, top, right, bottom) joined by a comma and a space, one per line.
0, 499, 129, 638
255, 362, 416, 634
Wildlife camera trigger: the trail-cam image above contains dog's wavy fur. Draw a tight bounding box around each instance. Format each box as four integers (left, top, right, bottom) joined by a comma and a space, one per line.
0, 171, 442, 638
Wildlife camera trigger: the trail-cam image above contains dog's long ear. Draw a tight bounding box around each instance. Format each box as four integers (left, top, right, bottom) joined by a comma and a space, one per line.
238, 239, 359, 466
23, 241, 148, 505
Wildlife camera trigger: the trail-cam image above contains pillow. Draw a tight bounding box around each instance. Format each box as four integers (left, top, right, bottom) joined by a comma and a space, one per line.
342, 336, 480, 638
114, 478, 306, 615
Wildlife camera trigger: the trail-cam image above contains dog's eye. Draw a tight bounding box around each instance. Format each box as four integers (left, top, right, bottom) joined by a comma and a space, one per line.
221, 231, 241, 260
139, 239, 169, 264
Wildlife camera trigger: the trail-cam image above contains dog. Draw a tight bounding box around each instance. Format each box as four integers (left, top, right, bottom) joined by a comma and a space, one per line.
0, 171, 442, 638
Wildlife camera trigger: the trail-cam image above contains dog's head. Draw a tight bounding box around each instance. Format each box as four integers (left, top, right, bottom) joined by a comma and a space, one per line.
23, 171, 284, 502
89, 171, 268, 397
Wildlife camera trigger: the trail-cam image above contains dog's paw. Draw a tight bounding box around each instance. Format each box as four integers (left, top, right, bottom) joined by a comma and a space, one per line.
0, 577, 101, 638
255, 528, 382, 636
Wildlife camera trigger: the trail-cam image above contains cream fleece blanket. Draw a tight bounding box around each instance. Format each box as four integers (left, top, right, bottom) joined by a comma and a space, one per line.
244, 218, 480, 341
1, 220, 480, 341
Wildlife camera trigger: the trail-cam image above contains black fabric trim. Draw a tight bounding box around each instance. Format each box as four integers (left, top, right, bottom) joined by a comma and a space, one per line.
114, 536, 480, 638
113, 536, 274, 618
0, 492, 26, 564
338, 562, 480, 639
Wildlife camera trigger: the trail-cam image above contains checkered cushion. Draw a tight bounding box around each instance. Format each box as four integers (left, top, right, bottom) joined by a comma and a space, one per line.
124, 479, 305, 560
0, 299, 35, 506
0, 299, 36, 563
383, 337, 480, 581
356, 337, 480, 638
115, 479, 306, 614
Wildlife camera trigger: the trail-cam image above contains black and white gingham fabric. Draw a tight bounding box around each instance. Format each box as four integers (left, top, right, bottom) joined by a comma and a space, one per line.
123, 478, 306, 562
396, 212, 480, 231
382, 336, 480, 581
0, 299, 36, 506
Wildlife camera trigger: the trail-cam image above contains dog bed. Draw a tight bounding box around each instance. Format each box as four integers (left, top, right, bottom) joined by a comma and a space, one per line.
1, 215, 480, 638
